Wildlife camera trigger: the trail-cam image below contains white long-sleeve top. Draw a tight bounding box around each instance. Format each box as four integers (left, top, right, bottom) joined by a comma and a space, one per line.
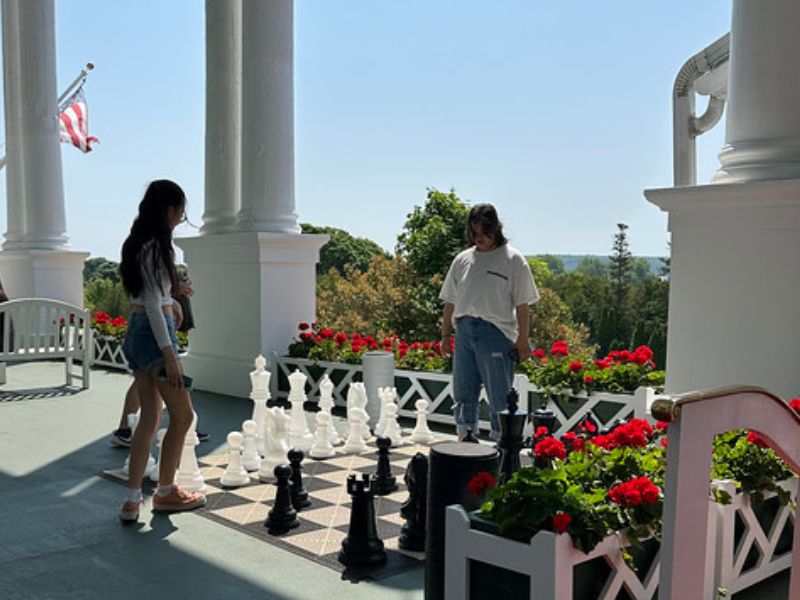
129, 240, 175, 351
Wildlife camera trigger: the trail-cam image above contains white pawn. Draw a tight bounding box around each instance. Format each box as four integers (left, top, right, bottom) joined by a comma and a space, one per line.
148, 428, 168, 483
411, 399, 436, 444
175, 412, 207, 494
343, 408, 369, 454
288, 370, 313, 451
241, 420, 262, 472
375, 387, 396, 437
318, 374, 341, 445
249, 354, 271, 455
260, 407, 290, 482
309, 412, 336, 459
220, 432, 250, 487
383, 403, 405, 447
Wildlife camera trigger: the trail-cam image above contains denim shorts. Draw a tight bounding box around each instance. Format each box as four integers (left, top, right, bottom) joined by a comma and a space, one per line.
122, 312, 179, 373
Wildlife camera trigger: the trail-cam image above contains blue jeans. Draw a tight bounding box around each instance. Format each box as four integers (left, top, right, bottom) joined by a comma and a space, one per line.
122, 312, 179, 373
452, 316, 514, 440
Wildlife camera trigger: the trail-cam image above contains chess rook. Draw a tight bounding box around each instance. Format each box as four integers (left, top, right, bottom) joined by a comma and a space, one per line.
383, 403, 404, 447
338, 473, 386, 567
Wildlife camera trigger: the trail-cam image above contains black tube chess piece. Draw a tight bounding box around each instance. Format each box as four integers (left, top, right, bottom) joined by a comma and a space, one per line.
288, 448, 311, 510
462, 428, 479, 444
338, 473, 386, 567
497, 388, 527, 484
399, 452, 428, 551
373, 437, 398, 495
265, 463, 300, 535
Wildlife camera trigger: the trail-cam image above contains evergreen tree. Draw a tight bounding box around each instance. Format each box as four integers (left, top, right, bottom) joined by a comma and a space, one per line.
607, 223, 633, 349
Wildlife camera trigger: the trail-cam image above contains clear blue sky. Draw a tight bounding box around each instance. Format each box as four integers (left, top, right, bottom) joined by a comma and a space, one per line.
0, 1, 732, 261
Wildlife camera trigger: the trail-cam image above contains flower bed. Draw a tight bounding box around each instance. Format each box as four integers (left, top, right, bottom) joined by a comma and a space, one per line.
442, 415, 799, 599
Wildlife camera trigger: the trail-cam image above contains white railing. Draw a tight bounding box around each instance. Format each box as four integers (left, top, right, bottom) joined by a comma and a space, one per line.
270, 353, 654, 435
92, 335, 129, 371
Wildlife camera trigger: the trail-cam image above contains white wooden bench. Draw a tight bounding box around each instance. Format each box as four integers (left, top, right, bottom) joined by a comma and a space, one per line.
0, 298, 92, 389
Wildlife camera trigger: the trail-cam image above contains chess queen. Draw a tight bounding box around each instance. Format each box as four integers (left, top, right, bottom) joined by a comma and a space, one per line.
117, 180, 206, 522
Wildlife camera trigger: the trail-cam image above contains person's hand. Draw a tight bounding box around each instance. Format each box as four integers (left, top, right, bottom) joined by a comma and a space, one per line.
164, 354, 184, 389
514, 339, 531, 363
172, 300, 184, 330
440, 335, 452, 359
178, 281, 194, 297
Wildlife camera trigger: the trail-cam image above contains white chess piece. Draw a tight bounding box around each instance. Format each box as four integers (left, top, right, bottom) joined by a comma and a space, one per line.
259, 407, 290, 482
175, 412, 207, 493
148, 428, 168, 483
318, 374, 341, 445
343, 407, 369, 454
121, 412, 155, 477
220, 431, 251, 487
410, 399, 436, 444
287, 369, 313, 451
241, 420, 262, 472
352, 382, 372, 441
383, 403, 404, 447
309, 412, 336, 459
249, 354, 271, 455
375, 386, 396, 437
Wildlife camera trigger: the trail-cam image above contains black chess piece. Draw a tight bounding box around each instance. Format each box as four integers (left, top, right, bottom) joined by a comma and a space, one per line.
373, 437, 398, 495
497, 388, 527, 484
265, 463, 300, 535
462, 428, 479, 444
338, 473, 386, 567
399, 453, 428, 551
288, 448, 311, 510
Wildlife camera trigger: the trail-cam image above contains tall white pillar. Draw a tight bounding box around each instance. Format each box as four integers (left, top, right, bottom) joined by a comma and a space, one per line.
646, 0, 800, 400
0, 0, 87, 306
201, 0, 241, 234
715, 0, 800, 183
1, 0, 25, 250
236, 0, 299, 233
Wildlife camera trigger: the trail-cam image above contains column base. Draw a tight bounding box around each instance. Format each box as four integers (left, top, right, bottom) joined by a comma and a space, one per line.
0, 249, 89, 307
646, 179, 800, 399
175, 231, 328, 398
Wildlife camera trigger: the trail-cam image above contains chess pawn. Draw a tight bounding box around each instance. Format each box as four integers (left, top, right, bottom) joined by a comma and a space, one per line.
264, 464, 300, 535
175, 412, 207, 494
260, 407, 290, 482
288, 448, 311, 510
288, 370, 313, 452
249, 354, 272, 455
220, 431, 250, 487
318, 375, 341, 445
343, 408, 369, 454
410, 399, 436, 444
149, 428, 168, 483
309, 412, 336, 459
241, 419, 262, 472
383, 403, 404, 447
373, 437, 398, 495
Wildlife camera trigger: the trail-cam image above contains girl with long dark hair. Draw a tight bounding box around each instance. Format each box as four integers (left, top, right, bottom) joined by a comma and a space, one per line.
118, 180, 205, 522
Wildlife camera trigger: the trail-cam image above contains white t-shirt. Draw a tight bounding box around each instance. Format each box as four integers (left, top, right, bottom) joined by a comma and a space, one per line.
439, 244, 539, 342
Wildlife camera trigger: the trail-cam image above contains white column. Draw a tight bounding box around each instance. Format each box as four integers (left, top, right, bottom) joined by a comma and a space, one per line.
237, 0, 300, 233
1, 0, 26, 249
13, 0, 68, 249
202, 0, 241, 234
715, 0, 800, 183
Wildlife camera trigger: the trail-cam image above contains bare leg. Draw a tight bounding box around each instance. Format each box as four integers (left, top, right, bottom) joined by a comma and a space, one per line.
117, 381, 142, 429
152, 375, 194, 487
126, 372, 161, 491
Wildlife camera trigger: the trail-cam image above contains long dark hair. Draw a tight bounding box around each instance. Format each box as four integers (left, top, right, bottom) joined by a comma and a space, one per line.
120, 180, 186, 297
465, 203, 507, 247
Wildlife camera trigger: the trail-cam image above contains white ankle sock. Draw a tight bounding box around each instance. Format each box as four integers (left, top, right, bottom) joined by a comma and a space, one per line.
157, 484, 174, 497
126, 488, 143, 503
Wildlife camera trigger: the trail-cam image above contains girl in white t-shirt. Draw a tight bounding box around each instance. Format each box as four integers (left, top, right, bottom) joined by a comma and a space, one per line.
440, 204, 539, 440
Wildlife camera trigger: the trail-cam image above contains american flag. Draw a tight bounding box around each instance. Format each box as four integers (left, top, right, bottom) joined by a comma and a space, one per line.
58, 88, 98, 153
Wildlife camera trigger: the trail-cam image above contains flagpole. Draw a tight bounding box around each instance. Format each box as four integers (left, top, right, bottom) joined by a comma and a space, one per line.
0, 62, 93, 171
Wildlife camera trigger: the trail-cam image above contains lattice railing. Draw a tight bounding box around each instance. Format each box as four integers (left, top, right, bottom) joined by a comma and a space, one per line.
92, 336, 129, 371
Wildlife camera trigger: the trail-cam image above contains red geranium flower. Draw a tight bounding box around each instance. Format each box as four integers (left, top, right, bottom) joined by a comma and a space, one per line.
747, 431, 769, 448
534, 426, 549, 439
568, 360, 583, 372
298, 322, 310, 331
790, 398, 800, 413
533, 437, 567, 460
551, 340, 569, 357
533, 348, 546, 358
583, 375, 594, 385
111, 317, 127, 327
467, 471, 496, 498
609, 476, 660, 507
552, 512, 572, 534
